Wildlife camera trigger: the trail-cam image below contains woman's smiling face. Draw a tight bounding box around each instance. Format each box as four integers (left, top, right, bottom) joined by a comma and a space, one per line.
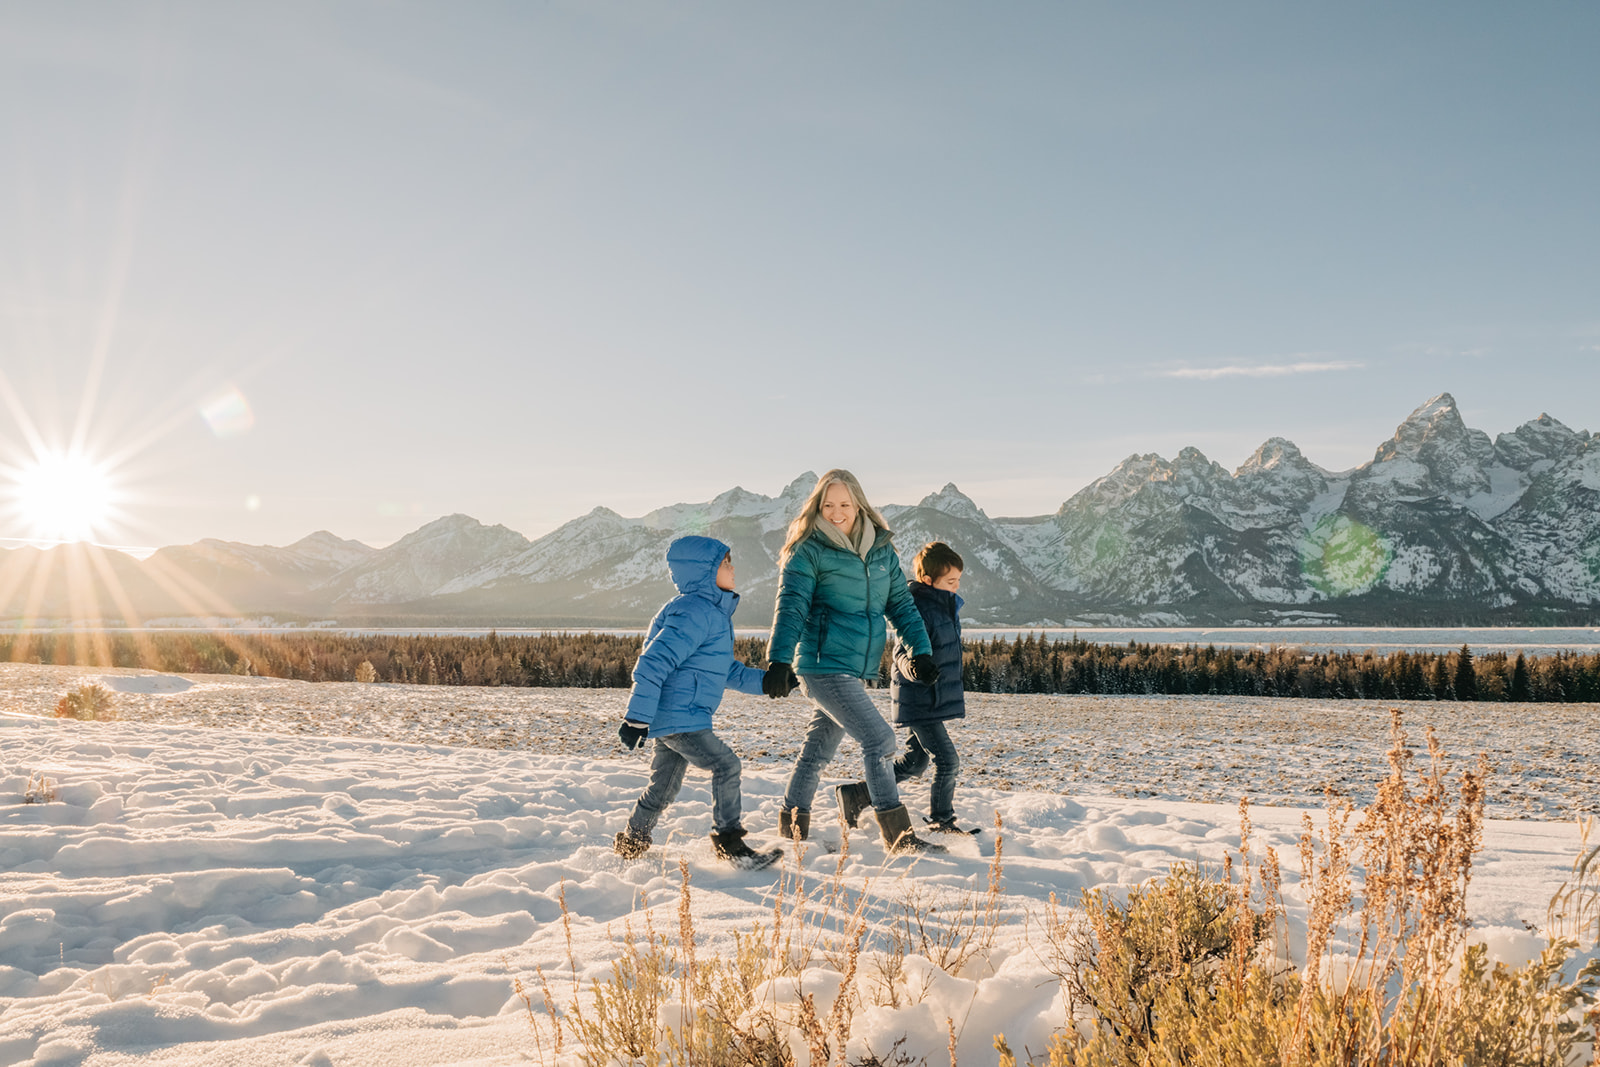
819, 481, 858, 537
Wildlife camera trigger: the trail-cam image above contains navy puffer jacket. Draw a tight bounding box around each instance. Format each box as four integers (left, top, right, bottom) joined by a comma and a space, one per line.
889, 582, 965, 724
768, 527, 932, 679
626, 536, 765, 736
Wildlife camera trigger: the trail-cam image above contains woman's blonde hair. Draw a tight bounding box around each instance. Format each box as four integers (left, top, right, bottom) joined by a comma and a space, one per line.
779, 469, 891, 563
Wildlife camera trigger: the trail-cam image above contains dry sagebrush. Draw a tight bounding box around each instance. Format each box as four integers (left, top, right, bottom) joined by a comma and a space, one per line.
1034, 709, 1600, 1067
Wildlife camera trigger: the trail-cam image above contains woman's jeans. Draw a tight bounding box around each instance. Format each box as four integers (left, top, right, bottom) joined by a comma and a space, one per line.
627, 729, 742, 837
893, 721, 960, 824
783, 674, 900, 814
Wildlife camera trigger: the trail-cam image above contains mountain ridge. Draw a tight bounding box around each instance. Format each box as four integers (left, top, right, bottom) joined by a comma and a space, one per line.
5, 395, 1597, 626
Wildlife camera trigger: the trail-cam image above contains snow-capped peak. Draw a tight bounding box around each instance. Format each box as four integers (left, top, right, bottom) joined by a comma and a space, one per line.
1494, 413, 1589, 471
917, 483, 986, 522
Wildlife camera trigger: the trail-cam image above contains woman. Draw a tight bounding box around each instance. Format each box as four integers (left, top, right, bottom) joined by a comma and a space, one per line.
764, 469, 944, 854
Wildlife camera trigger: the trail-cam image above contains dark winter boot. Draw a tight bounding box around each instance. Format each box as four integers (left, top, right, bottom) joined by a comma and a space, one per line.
924, 816, 982, 836
834, 781, 872, 829
710, 827, 783, 871
613, 828, 651, 860
778, 807, 810, 842
876, 804, 947, 855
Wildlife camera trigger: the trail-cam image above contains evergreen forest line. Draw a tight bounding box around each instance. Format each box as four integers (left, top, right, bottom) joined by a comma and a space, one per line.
6, 630, 1600, 704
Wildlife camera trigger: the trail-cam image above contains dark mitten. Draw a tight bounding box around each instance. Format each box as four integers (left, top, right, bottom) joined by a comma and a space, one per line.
618, 721, 648, 750
763, 662, 800, 698
910, 654, 940, 685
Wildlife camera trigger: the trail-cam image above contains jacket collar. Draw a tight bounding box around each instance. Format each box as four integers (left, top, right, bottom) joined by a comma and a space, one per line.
909, 580, 963, 613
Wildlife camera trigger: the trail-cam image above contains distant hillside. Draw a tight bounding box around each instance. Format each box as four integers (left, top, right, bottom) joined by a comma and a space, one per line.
4, 393, 1597, 627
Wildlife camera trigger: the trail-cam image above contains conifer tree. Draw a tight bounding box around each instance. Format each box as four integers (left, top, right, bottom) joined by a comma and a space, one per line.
1453, 644, 1477, 701
1510, 651, 1533, 702
1431, 656, 1453, 700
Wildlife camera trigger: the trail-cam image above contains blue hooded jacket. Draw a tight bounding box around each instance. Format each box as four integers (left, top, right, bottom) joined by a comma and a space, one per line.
625, 535, 765, 737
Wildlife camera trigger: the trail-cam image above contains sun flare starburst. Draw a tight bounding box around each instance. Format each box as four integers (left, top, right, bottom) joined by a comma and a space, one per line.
8, 451, 116, 544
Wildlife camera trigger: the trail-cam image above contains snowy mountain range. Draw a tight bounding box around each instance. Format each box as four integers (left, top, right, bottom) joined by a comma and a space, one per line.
5, 394, 1598, 626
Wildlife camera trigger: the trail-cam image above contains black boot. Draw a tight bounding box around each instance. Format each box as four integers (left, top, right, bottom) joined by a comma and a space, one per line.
711, 827, 783, 871
876, 804, 946, 855
834, 781, 871, 829
613, 828, 651, 860
778, 807, 810, 842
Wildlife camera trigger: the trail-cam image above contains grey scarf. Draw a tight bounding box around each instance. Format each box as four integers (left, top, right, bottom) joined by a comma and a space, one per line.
816, 516, 875, 560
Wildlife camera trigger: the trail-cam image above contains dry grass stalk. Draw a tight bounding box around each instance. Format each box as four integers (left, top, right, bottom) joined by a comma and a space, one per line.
1548, 816, 1600, 948
23, 772, 56, 804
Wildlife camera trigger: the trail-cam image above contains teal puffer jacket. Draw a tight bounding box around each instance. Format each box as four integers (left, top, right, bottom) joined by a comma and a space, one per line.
768, 527, 932, 679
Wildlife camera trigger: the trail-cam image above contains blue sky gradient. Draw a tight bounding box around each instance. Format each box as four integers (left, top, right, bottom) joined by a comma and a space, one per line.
2, 3, 1596, 548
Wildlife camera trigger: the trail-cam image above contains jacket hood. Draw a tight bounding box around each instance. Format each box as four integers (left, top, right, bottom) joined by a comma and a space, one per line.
666, 535, 731, 596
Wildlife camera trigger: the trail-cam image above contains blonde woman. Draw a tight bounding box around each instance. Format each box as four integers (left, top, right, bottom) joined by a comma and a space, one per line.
765, 470, 944, 854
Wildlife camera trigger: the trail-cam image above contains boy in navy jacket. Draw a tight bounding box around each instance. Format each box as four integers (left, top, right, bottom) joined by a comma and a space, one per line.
888, 542, 973, 833
613, 535, 784, 869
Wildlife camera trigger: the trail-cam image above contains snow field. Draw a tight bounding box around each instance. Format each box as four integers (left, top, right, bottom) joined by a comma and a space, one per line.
3, 663, 1596, 819
2, 673, 1594, 1066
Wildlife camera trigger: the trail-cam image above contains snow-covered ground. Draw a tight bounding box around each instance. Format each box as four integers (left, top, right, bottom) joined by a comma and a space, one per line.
2, 664, 1595, 819
2, 664, 1596, 1065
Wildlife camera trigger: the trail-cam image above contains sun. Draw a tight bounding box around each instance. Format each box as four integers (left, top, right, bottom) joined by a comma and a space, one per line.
13, 451, 115, 544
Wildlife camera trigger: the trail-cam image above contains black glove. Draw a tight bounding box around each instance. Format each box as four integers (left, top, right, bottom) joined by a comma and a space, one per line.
763, 662, 800, 698
618, 721, 648, 750
910, 654, 940, 685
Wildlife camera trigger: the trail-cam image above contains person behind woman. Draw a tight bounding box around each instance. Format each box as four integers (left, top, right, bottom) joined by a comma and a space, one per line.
763, 469, 945, 854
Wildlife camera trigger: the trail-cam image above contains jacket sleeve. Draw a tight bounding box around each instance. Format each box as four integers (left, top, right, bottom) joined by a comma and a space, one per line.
626, 603, 712, 725
727, 659, 767, 696
767, 545, 817, 666
883, 558, 932, 659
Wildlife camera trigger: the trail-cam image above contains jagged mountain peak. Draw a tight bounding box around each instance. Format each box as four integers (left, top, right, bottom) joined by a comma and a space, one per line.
1238, 437, 1308, 473
1365, 391, 1494, 498
1379, 393, 1457, 454
1062, 453, 1173, 515
917, 483, 986, 521
1495, 413, 1590, 470
1236, 437, 1330, 507
781, 471, 821, 498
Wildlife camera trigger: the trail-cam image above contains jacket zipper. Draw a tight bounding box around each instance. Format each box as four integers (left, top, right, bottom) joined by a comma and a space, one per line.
862, 551, 873, 678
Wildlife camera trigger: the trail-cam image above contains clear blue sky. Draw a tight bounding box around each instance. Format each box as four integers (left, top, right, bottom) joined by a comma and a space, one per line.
2, 3, 1596, 550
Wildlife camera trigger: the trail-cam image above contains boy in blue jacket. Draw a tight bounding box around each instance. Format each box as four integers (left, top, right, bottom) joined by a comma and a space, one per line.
613, 535, 784, 870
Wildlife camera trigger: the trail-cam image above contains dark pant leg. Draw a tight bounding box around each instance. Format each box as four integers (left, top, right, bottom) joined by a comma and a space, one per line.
907, 721, 960, 824
628, 739, 690, 837
893, 731, 929, 782
659, 730, 744, 834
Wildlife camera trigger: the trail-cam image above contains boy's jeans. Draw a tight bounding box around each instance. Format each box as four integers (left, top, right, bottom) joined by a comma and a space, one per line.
782, 674, 900, 814
893, 722, 960, 825
627, 729, 742, 837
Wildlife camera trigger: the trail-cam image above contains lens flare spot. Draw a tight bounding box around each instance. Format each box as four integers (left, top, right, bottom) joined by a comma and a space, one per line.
1300, 515, 1392, 596
201, 388, 255, 438
13, 452, 113, 543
